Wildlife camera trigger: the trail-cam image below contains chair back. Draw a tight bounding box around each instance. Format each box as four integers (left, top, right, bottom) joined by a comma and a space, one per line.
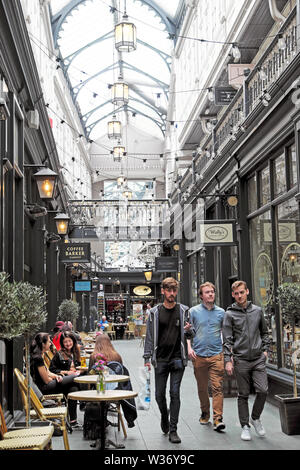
140, 324, 147, 336
0, 403, 7, 439
14, 368, 45, 421
107, 323, 114, 332
129, 322, 135, 332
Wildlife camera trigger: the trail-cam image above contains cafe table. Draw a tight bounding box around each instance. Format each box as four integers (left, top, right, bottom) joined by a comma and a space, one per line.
68, 389, 137, 450
74, 374, 129, 387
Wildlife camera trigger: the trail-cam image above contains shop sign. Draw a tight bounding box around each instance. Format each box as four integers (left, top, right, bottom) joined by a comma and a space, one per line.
155, 256, 178, 272
60, 242, 91, 263
214, 87, 237, 106
262, 220, 297, 243
196, 220, 236, 246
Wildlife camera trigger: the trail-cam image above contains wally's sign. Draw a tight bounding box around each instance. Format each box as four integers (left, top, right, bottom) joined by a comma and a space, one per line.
197, 220, 236, 246
60, 243, 91, 263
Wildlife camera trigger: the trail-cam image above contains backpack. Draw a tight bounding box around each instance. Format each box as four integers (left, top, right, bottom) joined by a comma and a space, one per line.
83, 402, 109, 440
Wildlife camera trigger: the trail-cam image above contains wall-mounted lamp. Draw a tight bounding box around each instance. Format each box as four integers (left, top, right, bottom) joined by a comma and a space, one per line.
34, 167, 58, 199
144, 266, 153, 282
54, 213, 70, 235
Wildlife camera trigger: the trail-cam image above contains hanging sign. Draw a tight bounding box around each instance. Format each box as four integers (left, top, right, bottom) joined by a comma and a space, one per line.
214, 87, 237, 106
60, 242, 91, 263
155, 257, 178, 272
196, 220, 236, 246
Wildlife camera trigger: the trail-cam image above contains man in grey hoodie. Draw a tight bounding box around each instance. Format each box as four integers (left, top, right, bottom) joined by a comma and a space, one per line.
143, 277, 193, 444
223, 280, 270, 441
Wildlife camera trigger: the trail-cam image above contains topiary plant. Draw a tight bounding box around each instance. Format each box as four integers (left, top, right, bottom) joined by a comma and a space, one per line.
0, 272, 48, 425
57, 298, 80, 324
276, 283, 300, 397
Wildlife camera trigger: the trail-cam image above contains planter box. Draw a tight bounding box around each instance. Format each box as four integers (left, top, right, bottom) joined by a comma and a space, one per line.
275, 394, 300, 435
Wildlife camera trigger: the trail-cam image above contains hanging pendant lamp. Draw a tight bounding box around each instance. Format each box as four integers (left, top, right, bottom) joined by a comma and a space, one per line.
115, 13, 137, 53
107, 115, 122, 140
112, 76, 129, 105
113, 143, 126, 162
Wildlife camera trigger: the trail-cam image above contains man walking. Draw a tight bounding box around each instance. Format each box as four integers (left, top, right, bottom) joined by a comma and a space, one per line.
143, 277, 193, 444
187, 282, 226, 431
223, 280, 270, 441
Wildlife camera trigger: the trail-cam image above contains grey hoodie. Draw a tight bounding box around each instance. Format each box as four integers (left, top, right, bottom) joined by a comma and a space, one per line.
143, 303, 194, 368
222, 301, 270, 362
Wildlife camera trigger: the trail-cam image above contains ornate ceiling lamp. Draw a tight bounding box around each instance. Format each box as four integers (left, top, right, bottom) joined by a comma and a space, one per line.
115, 4, 137, 53
107, 114, 122, 140
111, 75, 129, 106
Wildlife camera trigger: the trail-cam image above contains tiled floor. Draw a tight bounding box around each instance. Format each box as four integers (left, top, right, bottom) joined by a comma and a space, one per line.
52, 338, 300, 451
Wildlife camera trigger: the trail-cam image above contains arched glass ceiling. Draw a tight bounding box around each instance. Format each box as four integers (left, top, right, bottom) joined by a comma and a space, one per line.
50, 0, 183, 141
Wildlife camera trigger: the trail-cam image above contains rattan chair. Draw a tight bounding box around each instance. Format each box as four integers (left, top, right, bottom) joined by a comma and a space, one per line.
0, 404, 54, 450
125, 322, 135, 339
139, 324, 147, 347
107, 323, 116, 340
14, 368, 70, 450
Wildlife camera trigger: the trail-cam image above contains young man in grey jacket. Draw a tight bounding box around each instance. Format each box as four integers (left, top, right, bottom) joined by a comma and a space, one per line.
143, 277, 193, 444
223, 280, 270, 441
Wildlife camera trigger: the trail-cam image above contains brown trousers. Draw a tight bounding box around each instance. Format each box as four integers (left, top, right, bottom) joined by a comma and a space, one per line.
193, 352, 224, 421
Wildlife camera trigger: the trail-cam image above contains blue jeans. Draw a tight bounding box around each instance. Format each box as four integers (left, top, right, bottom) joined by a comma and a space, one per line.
154, 359, 185, 432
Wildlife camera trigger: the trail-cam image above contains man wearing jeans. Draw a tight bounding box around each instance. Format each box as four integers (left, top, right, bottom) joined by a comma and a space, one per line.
187, 282, 226, 431
143, 277, 193, 443
223, 280, 270, 441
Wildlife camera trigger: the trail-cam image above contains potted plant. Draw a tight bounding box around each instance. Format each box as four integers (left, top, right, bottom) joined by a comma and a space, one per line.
0, 272, 48, 426
57, 298, 79, 325
275, 282, 300, 435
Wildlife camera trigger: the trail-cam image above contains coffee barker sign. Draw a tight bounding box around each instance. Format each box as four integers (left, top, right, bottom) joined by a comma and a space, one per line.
60, 243, 91, 263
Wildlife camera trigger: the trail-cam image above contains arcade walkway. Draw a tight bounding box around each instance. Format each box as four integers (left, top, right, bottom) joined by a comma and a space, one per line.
52, 338, 300, 451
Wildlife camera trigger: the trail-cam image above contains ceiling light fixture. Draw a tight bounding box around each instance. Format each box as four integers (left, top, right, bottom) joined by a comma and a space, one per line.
112, 75, 129, 105
114, 3, 137, 53
107, 114, 122, 140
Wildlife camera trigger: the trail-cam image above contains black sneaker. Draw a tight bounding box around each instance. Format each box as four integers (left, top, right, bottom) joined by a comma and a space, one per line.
213, 419, 226, 432
161, 415, 169, 434
199, 412, 210, 425
169, 431, 181, 443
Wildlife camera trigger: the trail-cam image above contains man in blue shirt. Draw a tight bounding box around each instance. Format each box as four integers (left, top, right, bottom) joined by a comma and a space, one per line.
187, 282, 225, 431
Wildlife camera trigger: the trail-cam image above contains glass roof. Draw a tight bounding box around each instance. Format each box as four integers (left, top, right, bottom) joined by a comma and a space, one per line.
50, 0, 182, 142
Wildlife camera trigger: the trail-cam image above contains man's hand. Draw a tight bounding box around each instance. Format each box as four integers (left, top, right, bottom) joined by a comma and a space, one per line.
184, 322, 192, 332
145, 362, 151, 371
225, 361, 234, 376
188, 347, 197, 360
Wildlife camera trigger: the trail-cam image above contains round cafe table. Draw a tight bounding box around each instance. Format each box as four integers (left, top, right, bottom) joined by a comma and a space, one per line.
74, 374, 129, 386
68, 389, 137, 450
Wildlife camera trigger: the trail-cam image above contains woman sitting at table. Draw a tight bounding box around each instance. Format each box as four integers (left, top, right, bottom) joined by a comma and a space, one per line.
50, 331, 81, 376
89, 334, 137, 428
30, 332, 81, 428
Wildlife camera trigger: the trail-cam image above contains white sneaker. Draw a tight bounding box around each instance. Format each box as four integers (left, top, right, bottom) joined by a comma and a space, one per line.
250, 417, 266, 437
241, 425, 251, 441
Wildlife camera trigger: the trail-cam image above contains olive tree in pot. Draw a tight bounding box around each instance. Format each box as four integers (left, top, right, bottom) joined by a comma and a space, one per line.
275, 283, 300, 435
0, 272, 48, 426
57, 298, 79, 326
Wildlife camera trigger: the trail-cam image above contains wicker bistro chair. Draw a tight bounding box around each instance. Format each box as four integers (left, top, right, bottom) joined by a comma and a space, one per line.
124, 322, 135, 339
14, 368, 70, 450
139, 324, 147, 347
0, 403, 54, 450
106, 323, 116, 340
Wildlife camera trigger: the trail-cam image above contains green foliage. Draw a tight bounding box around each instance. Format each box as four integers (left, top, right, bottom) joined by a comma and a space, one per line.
276, 283, 300, 325
58, 299, 79, 323
0, 272, 48, 340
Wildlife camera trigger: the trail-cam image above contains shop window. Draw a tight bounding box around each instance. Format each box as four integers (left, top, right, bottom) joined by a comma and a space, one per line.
248, 174, 257, 213
189, 253, 198, 307
288, 143, 297, 188
274, 153, 286, 197
277, 198, 300, 373
249, 210, 276, 366
259, 166, 271, 206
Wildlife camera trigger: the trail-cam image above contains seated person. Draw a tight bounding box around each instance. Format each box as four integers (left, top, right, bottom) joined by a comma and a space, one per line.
51, 321, 64, 351
50, 331, 82, 376
30, 332, 80, 428
89, 334, 137, 428
97, 315, 109, 332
